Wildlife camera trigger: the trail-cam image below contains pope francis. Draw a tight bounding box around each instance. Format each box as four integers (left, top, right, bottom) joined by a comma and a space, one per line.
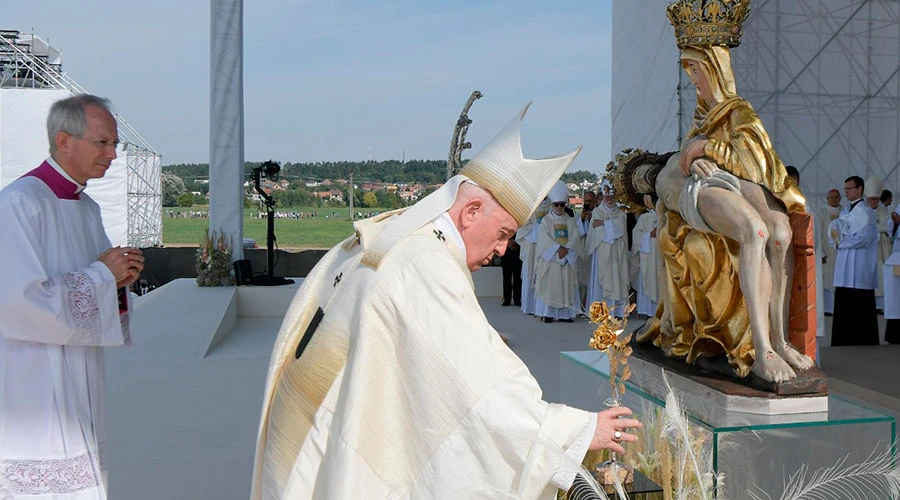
251, 104, 641, 499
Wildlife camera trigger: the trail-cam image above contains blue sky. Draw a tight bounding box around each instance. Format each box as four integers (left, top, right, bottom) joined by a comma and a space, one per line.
6, 0, 611, 172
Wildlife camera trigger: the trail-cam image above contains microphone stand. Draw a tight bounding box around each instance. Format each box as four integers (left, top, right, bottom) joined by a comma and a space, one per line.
251, 167, 294, 286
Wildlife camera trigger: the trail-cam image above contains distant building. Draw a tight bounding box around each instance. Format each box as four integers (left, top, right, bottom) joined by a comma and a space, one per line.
317, 190, 344, 202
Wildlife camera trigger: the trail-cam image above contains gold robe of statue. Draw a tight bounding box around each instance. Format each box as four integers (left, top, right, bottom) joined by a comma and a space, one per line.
639, 46, 807, 377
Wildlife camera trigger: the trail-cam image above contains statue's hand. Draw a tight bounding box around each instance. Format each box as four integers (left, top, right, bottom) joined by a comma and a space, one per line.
679, 139, 709, 175
690, 158, 718, 178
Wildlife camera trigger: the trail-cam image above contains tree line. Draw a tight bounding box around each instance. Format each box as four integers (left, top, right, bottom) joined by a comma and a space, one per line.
162, 160, 598, 185
160, 160, 599, 208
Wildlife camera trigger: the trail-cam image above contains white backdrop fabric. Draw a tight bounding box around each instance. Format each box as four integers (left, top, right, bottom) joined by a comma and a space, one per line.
0, 88, 129, 247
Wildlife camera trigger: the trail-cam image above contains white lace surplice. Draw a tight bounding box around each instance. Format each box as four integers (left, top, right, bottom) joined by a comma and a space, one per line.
0, 170, 127, 499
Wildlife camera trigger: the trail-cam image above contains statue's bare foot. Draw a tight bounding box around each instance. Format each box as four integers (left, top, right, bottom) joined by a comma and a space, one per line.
751, 349, 796, 383
774, 342, 815, 370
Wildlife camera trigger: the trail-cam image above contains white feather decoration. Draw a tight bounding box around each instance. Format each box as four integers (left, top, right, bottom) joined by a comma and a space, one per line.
659, 368, 722, 499
749, 441, 900, 500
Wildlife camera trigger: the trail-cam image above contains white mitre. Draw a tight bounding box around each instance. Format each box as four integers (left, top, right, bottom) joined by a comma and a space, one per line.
865, 176, 884, 199
460, 104, 581, 225
547, 180, 569, 204
361, 103, 581, 269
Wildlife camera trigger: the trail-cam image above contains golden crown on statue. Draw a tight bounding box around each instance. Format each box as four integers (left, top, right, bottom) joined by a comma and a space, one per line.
667, 0, 751, 49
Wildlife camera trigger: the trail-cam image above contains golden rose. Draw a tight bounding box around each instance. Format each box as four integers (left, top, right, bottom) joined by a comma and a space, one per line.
590, 327, 618, 351
589, 301, 609, 323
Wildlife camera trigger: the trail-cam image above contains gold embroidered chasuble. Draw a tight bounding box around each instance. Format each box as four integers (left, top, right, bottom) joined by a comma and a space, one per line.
535, 213, 581, 310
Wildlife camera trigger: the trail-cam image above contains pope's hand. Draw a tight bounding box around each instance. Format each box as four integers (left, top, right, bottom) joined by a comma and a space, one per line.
557, 247, 569, 259
592, 220, 605, 228
589, 406, 642, 455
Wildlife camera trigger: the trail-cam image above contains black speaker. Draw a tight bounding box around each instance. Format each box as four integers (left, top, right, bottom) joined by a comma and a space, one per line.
233, 259, 253, 285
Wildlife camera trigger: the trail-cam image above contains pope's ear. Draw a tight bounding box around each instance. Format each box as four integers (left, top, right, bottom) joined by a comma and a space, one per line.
459, 198, 483, 229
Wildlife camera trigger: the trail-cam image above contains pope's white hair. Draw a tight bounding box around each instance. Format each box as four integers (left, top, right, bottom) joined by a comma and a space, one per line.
454, 181, 506, 217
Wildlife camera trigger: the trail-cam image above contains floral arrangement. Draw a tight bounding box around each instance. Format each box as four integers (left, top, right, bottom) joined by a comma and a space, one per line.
196, 228, 235, 287
588, 301, 636, 398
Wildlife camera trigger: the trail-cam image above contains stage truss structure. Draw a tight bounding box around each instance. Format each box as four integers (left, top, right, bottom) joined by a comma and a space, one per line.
0, 29, 163, 247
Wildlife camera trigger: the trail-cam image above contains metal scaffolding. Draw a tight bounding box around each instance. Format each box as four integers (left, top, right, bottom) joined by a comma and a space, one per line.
722, 0, 900, 199
0, 29, 163, 247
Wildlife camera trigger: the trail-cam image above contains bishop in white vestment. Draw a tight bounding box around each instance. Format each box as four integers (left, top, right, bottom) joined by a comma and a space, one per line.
817, 189, 843, 314
585, 191, 630, 318
252, 105, 641, 500
865, 176, 890, 310
631, 205, 658, 317
575, 190, 597, 305
534, 181, 582, 322
516, 199, 549, 315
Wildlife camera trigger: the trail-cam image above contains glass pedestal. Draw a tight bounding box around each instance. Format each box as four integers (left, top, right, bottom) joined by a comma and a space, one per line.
560, 351, 896, 499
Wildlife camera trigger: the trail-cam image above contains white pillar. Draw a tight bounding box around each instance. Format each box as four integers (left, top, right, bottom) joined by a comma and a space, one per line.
209, 0, 244, 260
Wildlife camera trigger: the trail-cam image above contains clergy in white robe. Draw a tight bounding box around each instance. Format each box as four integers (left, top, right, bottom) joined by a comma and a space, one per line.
865, 176, 890, 310
534, 182, 581, 322
883, 205, 900, 344
585, 194, 630, 318
575, 191, 597, 306
831, 176, 880, 346
516, 199, 549, 315
631, 208, 658, 317
0, 95, 142, 499
817, 190, 843, 314
252, 105, 641, 500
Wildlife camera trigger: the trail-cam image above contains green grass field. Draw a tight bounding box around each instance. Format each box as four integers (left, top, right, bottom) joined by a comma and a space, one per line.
162, 206, 381, 249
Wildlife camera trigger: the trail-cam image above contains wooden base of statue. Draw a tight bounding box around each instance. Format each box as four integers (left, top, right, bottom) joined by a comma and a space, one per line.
594, 459, 634, 485
632, 339, 828, 397
788, 211, 817, 361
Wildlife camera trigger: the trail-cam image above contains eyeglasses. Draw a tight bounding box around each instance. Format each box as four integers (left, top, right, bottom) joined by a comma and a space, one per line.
73, 133, 122, 151
552, 202, 566, 207
84, 137, 120, 150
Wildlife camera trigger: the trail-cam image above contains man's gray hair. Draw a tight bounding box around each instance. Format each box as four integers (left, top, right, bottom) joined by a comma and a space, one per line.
457, 180, 503, 215
47, 94, 113, 155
